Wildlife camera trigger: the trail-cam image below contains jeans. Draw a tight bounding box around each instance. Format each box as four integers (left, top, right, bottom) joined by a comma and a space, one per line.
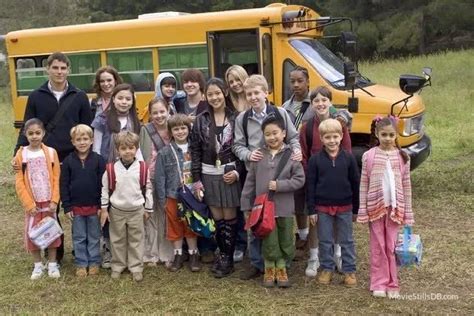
248, 233, 264, 271
72, 215, 101, 267
318, 210, 356, 273
235, 210, 248, 252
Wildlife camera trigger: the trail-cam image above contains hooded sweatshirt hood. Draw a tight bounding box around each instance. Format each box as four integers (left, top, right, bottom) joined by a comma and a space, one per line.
155, 72, 177, 99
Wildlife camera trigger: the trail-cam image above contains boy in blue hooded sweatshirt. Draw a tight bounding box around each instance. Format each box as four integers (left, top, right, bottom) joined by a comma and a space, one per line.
155, 72, 177, 114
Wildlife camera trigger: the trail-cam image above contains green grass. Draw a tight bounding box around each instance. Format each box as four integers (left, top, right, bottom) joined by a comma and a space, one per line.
0, 50, 473, 314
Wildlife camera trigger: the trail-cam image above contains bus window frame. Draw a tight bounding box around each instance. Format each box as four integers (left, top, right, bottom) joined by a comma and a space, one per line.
206, 28, 261, 79
282, 58, 297, 102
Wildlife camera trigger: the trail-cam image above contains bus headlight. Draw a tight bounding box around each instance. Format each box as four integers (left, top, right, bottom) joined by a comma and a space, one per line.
402, 114, 425, 136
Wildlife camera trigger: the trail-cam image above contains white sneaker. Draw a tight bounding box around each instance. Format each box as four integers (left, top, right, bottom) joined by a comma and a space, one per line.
305, 258, 320, 277
387, 291, 400, 299
373, 290, 387, 298
233, 250, 244, 263
48, 263, 60, 278
31, 264, 44, 280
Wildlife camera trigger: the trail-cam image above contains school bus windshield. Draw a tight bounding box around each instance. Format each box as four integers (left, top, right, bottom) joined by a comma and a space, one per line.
290, 39, 372, 89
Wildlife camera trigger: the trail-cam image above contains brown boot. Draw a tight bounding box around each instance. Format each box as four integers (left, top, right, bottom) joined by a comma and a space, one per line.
168, 254, 184, 272
189, 253, 202, 272
262, 268, 276, 288
317, 270, 333, 285
343, 273, 357, 287
76, 267, 87, 277
276, 268, 291, 288
88, 265, 100, 276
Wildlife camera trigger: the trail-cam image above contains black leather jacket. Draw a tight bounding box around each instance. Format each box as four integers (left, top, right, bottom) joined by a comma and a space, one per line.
190, 108, 242, 182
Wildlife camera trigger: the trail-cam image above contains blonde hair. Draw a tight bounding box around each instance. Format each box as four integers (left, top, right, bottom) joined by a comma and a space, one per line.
70, 124, 93, 139
319, 118, 342, 136
243, 74, 268, 93
114, 131, 139, 149
225, 65, 249, 104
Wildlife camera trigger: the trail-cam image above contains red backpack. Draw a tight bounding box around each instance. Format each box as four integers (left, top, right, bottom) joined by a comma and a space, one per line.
106, 161, 148, 196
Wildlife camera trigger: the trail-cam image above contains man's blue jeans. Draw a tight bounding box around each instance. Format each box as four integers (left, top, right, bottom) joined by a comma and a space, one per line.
72, 214, 101, 267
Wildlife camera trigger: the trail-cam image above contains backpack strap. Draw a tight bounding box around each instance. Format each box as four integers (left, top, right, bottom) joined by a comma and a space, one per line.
20, 146, 55, 174
106, 162, 116, 195
268, 149, 292, 200
293, 101, 310, 130
139, 161, 148, 197
305, 116, 315, 159
144, 123, 166, 151
45, 93, 78, 135
242, 109, 251, 148
365, 148, 377, 176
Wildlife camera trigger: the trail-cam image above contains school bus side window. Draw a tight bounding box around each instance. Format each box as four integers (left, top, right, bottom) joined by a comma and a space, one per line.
107, 49, 154, 92
158, 45, 208, 89
68, 53, 100, 93
15, 57, 48, 96
283, 59, 296, 102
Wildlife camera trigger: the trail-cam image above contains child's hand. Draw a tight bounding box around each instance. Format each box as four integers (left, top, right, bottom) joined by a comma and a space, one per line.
309, 214, 318, 226
291, 149, 302, 162
144, 212, 150, 221
66, 212, 74, 220
49, 202, 58, 212
28, 207, 37, 216
268, 180, 277, 191
100, 209, 109, 227
223, 171, 237, 184
249, 149, 263, 162
11, 158, 21, 172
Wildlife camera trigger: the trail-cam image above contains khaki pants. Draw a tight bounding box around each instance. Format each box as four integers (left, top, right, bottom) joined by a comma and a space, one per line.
109, 206, 145, 273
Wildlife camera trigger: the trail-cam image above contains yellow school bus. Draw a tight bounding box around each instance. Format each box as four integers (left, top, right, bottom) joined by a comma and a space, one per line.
4, 3, 430, 168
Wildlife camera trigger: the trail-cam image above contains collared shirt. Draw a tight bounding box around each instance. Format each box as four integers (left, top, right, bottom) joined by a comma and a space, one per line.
48, 81, 68, 102
252, 104, 267, 124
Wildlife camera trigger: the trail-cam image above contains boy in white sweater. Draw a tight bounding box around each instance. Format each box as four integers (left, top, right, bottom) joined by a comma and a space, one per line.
100, 131, 153, 282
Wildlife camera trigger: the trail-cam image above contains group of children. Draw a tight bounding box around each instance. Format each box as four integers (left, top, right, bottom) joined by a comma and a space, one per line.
15, 65, 414, 299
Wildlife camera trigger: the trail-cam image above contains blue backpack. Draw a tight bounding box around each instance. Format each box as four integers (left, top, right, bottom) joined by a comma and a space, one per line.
176, 185, 215, 238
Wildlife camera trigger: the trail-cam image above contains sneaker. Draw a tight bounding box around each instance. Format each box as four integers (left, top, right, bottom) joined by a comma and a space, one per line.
132, 272, 143, 282
168, 254, 184, 272
48, 263, 60, 279
102, 249, 112, 269
88, 265, 100, 276
239, 265, 263, 280
343, 273, 357, 287
276, 268, 291, 288
111, 271, 121, 279
387, 290, 400, 299
200, 250, 215, 264
76, 267, 88, 277
30, 264, 44, 280
373, 290, 387, 298
189, 253, 202, 272
305, 259, 320, 277
233, 250, 244, 263
317, 270, 332, 285
262, 268, 276, 288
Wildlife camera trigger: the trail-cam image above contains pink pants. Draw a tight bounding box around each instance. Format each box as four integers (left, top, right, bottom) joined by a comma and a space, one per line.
369, 214, 400, 291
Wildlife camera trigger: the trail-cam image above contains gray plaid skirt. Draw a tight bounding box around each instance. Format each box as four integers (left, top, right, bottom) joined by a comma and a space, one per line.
201, 173, 241, 208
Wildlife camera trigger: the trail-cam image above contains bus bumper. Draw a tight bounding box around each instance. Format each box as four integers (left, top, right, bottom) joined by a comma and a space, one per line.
403, 134, 431, 170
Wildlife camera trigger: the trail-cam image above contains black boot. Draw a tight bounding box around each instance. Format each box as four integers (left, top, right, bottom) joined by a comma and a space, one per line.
211, 220, 225, 274
213, 219, 237, 278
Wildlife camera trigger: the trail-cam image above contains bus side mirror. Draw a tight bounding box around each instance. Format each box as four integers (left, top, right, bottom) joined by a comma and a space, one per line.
344, 61, 357, 87
399, 75, 427, 95
341, 31, 357, 61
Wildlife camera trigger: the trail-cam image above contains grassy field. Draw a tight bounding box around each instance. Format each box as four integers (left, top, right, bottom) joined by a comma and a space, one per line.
0, 50, 472, 314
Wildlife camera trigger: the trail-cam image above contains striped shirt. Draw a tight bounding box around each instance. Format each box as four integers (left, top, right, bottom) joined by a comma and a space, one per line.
357, 147, 413, 225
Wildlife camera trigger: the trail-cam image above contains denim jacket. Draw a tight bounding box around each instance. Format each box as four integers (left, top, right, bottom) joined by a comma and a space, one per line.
154, 141, 187, 207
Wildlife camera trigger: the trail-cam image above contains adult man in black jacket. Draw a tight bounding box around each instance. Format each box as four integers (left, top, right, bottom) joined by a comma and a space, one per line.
14, 52, 93, 265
